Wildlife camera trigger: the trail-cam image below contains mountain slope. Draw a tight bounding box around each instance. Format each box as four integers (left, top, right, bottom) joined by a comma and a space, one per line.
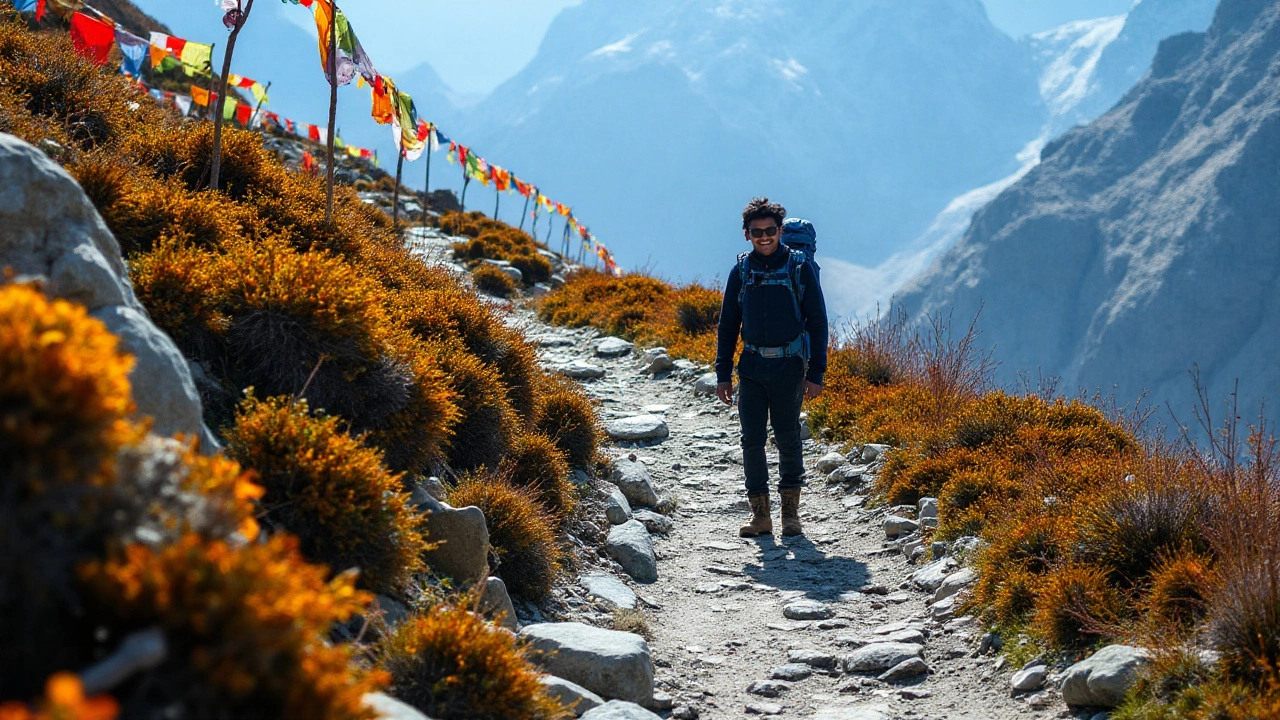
458, 0, 1045, 280
895, 0, 1280, 423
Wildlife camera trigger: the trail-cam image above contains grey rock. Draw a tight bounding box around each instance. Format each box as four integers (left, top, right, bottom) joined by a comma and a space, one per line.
480, 576, 518, 631
931, 541, 949, 558
933, 567, 976, 603
1061, 645, 1152, 708
951, 536, 987, 559
372, 595, 410, 629
861, 444, 891, 462
582, 573, 638, 610
746, 680, 791, 698
594, 336, 636, 357
878, 657, 929, 683
783, 599, 834, 620
362, 692, 432, 720
606, 415, 670, 442
606, 520, 658, 582
842, 642, 924, 673
787, 648, 839, 669
1012, 664, 1048, 692
694, 372, 719, 396
918, 497, 939, 519
610, 458, 661, 507
771, 663, 813, 681
929, 594, 957, 621
606, 488, 633, 525
828, 464, 869, 484
910, 557, 958, 592
522, 623, 654, 705
883, 515, 919, 539
632, 508, 673, 535
671, 705, 699, 720
541, 675, 605, 716
413, 495, 490, 586
745, 702, 783, 715
646, 690, 674, 711
579, 700, 663, 720
0, 135, 216, 448
642, 353, 675, 375
816, 452, 848, 474
559, 360, 607, 380
882, 628, 926, 645
531, 282, 553, 297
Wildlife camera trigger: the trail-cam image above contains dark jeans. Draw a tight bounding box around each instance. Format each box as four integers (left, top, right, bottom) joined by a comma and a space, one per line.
737, 353, 807, 497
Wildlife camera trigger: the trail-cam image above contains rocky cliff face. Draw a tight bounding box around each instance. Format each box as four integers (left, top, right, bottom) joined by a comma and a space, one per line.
895, 0, 1280, 423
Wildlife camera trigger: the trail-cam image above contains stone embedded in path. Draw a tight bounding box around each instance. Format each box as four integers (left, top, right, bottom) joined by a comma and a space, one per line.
933, 567, 976, 603
812, 705, 892, 720
607, 520, 658, 582
783, 599, 835, 620
595, 336, 636, 357
1061, 645, 1151, 708
694, 372, 719, 396
909, 557, 958, 592
558, 360, 607, 380
541, 675, 605, 716
878, 657, 929, 683
816, 452, 848, 474
632, 508, 674, 535
580, 700, 663, 720
606, 488, 633, 525
1012, 664, 1048, 692
788, 649, 839, 670
842, 642, 925, 673
883, 515, 919, 539
746, 702, 783, 715
610, 458, 662, 507
771, 663, 813, 681
522, 623, 654, 705
642, 353, 674, 375
607, 415, 670, 442
746, 680, 791, 698
582, 574, 638, 610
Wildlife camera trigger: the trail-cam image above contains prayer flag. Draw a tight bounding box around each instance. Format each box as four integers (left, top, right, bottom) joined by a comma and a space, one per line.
190, 85, 212, 106
370, 75, 394, 124
12, 0, 38, 11
227, 74, 268, 104
222, 97, 238, 122
149, 32, 212, 76
307, 124, 321, 143
235, 102, 252, 125
70, 12, 114, 67
174, 94, 193, 116
313, 0, 376, 87
390, 86, 425, 160
115, 29, 149, 78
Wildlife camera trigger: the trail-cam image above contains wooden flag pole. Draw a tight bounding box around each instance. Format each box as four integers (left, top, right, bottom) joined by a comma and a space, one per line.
518, 194, 530, 232
210, 0, 254, 190
324, 2, 338, 224
544, 212, 554, 246
460, 166, 470, 213
204, 43, 217, 121
392, 148, 405, 230
530, 201, 539, 239
493, 186, 500, 220
251, 80, 272, 118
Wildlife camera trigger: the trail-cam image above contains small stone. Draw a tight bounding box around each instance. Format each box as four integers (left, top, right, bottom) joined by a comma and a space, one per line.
816, 452, 848, 474
610, 459, 661, 507
745, 702, 783, 715
558, 360, 607, 380
672, 705, 699, 720
883, 515, 919, 539
694, 372, 719, 396
788, 649, 839, 669
632, 508, 674, 535
861, 444, 891, 462
783, 600, 834, 620
918, 497, 939, 520
607, 415, 670, 442
647, 690, 675, 711
606, 520, 658, 582
747, 680, 791, 698
479, 577, 519, 631
933, 567, 977, 603
909, 557, 958, 592
812, 705, 892, 720
540, 675, 605, 715
842, 643, 925, 673
580, 700, 664, 720
582, 574, 638, 610
606, 488, 633, 525
642, 353, 675, 375
878, 657, 929, 683
595, 337, 636, 357
1012, 664, 1048, 692
363, 692, 431, 720
771, 663, 813, 681
858, 584, 890, 595
522, 624, 654, 706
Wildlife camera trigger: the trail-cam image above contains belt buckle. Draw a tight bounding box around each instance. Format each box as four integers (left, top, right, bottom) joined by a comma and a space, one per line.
760, 346, 782, 358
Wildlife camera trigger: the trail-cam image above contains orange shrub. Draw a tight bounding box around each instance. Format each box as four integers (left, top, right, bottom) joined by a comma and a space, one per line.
1031, 564, 1124, 650
380, 604, 568, 720
472, 263, 517, 298
501, 432, 577, 521
225, 395, 429, 596
533, 373, 602, 469
446, 474, 561, 600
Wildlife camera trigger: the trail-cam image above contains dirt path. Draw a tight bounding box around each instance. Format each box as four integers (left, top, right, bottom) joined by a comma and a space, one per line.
505, 306, 1078, 720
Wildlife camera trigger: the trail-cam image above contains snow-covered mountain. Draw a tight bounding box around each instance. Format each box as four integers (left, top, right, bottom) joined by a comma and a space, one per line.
455, 0, 1046, 284
835, 0, 1221, 319
895, 0, 1280, 426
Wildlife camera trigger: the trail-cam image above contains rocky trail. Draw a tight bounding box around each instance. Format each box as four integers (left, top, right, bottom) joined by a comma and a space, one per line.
401, 226, 1107, 720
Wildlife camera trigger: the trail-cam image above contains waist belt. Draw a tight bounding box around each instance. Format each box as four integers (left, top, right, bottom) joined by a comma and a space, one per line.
744, 333, 807, 359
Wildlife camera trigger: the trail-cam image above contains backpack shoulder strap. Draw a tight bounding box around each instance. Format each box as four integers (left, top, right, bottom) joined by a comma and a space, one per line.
736, 251, 751, 306
787, 251, 806, 311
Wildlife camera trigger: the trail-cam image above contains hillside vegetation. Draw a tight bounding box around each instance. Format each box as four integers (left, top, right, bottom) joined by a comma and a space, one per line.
541, 267, 1280, 715
0, 10, 595, 716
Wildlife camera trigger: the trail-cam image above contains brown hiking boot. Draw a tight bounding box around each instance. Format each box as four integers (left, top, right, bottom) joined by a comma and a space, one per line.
739, 493, 773, 537
780, 487, 803, 536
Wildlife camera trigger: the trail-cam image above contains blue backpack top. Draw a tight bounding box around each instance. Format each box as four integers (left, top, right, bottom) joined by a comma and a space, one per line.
780, 218, 819, 278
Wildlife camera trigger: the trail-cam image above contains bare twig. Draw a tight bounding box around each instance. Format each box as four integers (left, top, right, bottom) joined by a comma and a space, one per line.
79, 627, 167, 695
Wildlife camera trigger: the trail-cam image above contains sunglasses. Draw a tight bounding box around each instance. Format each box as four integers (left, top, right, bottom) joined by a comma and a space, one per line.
748, 226, 780, 238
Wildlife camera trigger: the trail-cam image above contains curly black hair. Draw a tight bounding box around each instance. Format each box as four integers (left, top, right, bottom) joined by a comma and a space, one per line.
741, 197, 786, 231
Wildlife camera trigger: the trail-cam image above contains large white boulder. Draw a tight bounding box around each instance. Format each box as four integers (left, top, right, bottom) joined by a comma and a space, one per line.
0, 133, 215, 448
412, 493, 490, 586
1061, 644, 1152, 708
521, 623, 654, 705
606, 415, 670, 442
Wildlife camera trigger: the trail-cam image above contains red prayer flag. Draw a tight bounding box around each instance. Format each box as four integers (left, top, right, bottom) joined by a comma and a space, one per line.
70, 12, 115, 67
308, 124, 321, 142
36, 0, 46, 20
235, 103, 252, 125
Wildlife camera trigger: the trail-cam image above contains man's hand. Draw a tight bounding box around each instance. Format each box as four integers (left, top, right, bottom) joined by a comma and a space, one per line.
804, 380, 823, 400
716, 381, 734, 406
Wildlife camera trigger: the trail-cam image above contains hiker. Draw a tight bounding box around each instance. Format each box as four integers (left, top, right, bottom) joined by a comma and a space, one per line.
715, 197, 828, 537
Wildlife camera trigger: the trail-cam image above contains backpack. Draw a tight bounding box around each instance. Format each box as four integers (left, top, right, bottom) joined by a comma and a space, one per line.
780, 217, 820, 279
736, 249, 809, 359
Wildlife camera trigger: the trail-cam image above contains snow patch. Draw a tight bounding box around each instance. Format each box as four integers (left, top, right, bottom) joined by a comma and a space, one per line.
1032, 15, 1126, 117
588, 31, 643, 59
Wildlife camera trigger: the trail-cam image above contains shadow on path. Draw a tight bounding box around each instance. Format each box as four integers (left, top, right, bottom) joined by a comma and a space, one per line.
740, 534, 870, 602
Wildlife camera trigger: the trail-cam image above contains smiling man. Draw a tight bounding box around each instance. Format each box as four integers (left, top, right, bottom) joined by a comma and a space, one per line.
715, 197, 828, 538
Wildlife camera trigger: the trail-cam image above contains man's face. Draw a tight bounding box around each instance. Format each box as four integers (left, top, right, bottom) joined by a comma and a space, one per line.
746, 217, 781, 256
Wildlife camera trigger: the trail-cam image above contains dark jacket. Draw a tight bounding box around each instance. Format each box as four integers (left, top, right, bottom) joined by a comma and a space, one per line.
714, 245, 828, 386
